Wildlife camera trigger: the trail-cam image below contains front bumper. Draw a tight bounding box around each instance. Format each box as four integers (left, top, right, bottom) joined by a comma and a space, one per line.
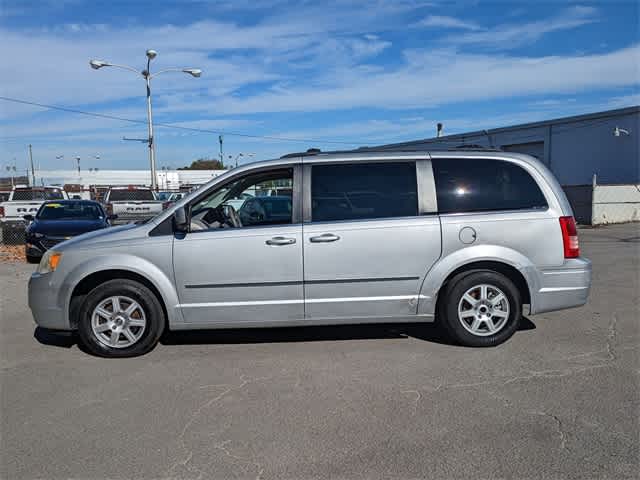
25, 242, 44, 259
530, 258, 592, 315
28, 272, 70, 331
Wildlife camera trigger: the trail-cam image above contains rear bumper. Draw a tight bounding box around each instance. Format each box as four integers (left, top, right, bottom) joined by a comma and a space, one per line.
529, 258, 592, 315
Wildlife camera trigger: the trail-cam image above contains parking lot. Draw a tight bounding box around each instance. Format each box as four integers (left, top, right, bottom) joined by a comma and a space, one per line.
1, 223, 638, 479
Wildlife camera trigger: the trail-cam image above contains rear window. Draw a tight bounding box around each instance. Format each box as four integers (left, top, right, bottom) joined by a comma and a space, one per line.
432, 158, 548, 214
311, 162, 418, 222
13, 188, 65, 201
108, 189, 156, 201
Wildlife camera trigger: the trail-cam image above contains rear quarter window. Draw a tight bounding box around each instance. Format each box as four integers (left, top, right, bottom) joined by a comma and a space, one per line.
432, 158, 547, 214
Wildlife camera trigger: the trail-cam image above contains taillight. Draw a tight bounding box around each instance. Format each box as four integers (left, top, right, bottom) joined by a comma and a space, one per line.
559, 216, 580, 258
162, 201, 171, 210
0, 206, 4, 218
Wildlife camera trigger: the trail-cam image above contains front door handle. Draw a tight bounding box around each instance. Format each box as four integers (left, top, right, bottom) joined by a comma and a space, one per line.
266, 236, 296, 246
310, 233, 340, 243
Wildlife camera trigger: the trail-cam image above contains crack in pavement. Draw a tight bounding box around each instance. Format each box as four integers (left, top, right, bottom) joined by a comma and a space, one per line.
398, 339, 636, 415
529, 410, 568, 451
167, 374, 272, 479
606, 313, 619, 361
400, 389, 422, 415
213, 440, 264, 480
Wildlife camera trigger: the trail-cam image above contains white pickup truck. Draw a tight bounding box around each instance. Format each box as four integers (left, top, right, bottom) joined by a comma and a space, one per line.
103, 186, 165, 224
0, 185, 68, 222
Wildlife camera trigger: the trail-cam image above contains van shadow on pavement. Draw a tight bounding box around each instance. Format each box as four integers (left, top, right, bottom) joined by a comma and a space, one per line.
34, 317, 535, 350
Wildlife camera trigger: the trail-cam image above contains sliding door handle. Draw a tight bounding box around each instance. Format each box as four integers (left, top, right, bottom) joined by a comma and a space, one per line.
266, 236, 296, 246
310, 233, 340, 243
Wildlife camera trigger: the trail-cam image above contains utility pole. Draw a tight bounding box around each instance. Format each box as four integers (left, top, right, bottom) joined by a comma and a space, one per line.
28, 144, 36, 187
219, 135, 224, 165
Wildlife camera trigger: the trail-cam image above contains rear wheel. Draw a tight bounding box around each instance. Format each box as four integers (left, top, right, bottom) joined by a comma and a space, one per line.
77, 279, 165, 357
440, 270, 521, 347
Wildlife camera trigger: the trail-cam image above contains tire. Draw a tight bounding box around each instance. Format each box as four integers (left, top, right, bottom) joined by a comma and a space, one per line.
439, 270, 521, 347
77, 279, 165, 357
26, 254, 41, 264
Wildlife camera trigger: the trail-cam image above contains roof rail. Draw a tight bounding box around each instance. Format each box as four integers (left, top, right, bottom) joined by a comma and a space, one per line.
280, 148, 322, 159
448, 144, 503, 152
279, 143, 502, 158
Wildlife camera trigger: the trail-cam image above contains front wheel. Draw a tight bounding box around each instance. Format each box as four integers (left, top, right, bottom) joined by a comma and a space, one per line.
77, 279, 165, 357
440, 270, 521, 347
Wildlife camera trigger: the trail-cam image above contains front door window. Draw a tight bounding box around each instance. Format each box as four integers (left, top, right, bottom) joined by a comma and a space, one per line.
190, 169, 293, 231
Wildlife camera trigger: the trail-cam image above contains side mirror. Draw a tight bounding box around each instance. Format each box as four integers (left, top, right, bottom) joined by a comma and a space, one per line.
23, 214, 34, 222
107, 214, 118, 221
173, 206, 189, 233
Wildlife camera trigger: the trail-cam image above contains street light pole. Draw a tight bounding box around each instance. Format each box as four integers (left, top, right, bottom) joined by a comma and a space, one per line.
28, 144, 36, 187
143, 50, 157, 190
89, 50, 201, 191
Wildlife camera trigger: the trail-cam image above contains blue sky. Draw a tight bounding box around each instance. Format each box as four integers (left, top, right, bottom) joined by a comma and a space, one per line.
1, 0, 638, 171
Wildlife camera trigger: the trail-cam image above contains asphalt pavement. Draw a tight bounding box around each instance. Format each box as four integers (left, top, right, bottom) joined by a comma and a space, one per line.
1, 223, 638, 479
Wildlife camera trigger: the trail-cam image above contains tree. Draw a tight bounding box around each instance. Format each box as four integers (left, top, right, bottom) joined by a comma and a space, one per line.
178, 157, 225, 170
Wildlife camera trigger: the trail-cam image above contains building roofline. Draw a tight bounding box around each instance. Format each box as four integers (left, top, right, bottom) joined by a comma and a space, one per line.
375, 105, 640, 148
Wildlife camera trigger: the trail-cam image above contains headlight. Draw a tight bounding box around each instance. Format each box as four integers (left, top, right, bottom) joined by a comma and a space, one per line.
32, 232, 44, 238
37, 250, 63, 274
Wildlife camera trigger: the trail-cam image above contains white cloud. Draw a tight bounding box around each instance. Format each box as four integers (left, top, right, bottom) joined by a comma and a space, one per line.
416, 15, 482, 31
210, 44, 640, 114
445, 5, 598, 49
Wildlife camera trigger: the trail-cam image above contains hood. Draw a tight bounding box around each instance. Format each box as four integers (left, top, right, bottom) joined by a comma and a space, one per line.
30, 219, 106, 236
54, 222, 145, 251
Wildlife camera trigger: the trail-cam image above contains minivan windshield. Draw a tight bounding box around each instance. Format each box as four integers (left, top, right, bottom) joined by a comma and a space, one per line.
37, 202, 103, 220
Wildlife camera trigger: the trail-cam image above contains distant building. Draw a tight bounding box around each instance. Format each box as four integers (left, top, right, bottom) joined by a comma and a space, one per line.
32, 169, 227, 190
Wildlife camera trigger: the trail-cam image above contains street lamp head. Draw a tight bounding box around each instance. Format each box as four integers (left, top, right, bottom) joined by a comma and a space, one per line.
90, 60, 109, 69
146, 49, 157, 60
183, 68, 202, 78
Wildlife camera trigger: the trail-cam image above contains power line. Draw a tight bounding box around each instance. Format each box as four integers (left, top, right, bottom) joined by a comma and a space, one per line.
0, 96, 364, 146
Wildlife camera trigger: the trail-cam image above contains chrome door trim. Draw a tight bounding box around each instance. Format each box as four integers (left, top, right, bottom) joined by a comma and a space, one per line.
178, 299, 304, 308
305, 276, 419, 284
184, 275, 420, 289
305, 294, 427, 304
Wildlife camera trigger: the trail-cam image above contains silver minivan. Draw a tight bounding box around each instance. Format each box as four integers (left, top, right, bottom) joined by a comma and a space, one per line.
29, 150, 592, 357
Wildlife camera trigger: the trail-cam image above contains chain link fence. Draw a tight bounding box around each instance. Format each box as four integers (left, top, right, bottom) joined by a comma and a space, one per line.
0, 221, 27, 245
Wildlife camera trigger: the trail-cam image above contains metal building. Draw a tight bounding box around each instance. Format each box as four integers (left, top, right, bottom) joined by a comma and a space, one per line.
372, 106, 640, 224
